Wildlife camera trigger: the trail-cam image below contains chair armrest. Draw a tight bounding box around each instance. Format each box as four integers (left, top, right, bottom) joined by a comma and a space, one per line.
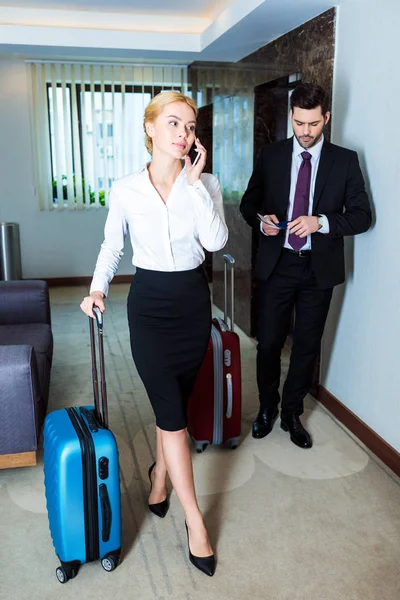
0, 280, 51, 326
0, 345, 40, 455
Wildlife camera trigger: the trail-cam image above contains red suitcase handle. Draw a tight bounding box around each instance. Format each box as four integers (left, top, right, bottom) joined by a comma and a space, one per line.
226, 373, 233, 418
223, 254, 235, 332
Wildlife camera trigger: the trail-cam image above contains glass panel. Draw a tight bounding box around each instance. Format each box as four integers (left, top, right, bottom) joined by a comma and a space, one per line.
47, 85, 73, 203
81, 88, 151, 205
213, 92, 254, 204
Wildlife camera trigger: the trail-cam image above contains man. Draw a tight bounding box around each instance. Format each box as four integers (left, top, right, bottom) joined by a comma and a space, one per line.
240, 83, 371, 449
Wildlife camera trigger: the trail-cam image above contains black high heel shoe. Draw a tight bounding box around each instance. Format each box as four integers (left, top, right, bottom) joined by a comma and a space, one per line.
185, 522, 216, 577
148, 463, 169, 518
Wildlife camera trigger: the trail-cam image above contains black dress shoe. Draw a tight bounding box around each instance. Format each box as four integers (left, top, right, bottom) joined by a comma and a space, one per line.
185, 522, 216, 577
148, 463, 169, 518
280, 415, 313, 449
252, 407, 279, 439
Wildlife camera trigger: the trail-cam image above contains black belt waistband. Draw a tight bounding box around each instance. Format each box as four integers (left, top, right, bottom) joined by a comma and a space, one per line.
135, 265, 204, 275
282, 248, 311, 257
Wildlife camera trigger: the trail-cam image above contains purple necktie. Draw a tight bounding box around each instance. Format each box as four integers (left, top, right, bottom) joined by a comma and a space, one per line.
288, 151, 312, 251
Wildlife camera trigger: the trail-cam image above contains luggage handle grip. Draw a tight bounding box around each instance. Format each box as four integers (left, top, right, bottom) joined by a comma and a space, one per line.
89, 306, 109, 428
99, 483, 112, 543
93, 306, 103, 328
226, 373, 233, 419
223, 254, 235, 332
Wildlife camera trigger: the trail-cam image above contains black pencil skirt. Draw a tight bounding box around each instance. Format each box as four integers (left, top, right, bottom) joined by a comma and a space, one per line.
127, 265, 211, 431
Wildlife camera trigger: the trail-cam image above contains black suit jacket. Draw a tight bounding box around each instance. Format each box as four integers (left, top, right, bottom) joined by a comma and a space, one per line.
240, 138, 372, 289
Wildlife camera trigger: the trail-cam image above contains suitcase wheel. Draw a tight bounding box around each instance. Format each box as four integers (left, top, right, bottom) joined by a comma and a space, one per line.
56, 560, 80, 584
195, 442, 208, 453
101, 555, 117, 572
56, 567, 68, 584
228, 437, 240, 450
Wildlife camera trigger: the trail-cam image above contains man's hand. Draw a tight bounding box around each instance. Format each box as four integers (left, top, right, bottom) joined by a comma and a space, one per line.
261, 214, 281, 236
288, 216, 320, 238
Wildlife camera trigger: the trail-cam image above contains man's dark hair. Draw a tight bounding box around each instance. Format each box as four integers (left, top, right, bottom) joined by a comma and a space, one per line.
290, 83, 330, 115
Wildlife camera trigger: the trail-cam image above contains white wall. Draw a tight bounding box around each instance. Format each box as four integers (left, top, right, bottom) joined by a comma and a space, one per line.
0, 58, 134, 279
321, 0, 400, 451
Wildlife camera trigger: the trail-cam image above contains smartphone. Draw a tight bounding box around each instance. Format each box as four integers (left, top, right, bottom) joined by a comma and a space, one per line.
276, 221, 288, 229
188, 143, 200, 166
192, 151, 201, 167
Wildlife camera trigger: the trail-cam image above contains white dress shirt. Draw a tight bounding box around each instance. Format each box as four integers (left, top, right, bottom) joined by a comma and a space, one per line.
90, 165, 228, 296
261, 135, 329, 249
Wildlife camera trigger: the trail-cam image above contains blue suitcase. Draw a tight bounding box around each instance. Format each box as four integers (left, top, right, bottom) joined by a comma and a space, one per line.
43, 308, 122, 584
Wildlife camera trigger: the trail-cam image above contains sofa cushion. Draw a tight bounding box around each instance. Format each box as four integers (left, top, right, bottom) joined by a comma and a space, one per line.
0, 323, 53, 357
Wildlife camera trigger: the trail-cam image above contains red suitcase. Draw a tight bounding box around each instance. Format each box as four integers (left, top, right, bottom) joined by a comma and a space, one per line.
188, 254, 242, 452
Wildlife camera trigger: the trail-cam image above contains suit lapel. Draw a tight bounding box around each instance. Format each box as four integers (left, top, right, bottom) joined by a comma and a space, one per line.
277, 138, 293, 214
313, 141, 334, 212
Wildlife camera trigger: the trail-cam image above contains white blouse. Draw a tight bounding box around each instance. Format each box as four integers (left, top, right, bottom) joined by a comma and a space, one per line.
90, 165, 228, 296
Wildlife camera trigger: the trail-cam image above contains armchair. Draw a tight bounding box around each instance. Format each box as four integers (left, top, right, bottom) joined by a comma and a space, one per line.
0, 280, 53, 468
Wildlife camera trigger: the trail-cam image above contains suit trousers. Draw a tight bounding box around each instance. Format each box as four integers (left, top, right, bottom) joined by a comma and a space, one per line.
256, 250, 333, 417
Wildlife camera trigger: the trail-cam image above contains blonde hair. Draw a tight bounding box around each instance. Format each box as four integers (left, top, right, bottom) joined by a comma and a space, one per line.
143, 91, 198, 154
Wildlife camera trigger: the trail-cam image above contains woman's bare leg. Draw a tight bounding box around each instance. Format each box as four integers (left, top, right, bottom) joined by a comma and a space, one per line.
149, 426, 168, 504
159, 427, 213, 557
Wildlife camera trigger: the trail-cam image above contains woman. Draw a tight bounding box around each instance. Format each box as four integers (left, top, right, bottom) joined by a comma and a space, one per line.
80, 91, 228, 577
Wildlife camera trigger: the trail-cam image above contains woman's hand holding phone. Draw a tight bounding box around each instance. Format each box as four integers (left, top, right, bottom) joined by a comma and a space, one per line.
186, 138, 206, 185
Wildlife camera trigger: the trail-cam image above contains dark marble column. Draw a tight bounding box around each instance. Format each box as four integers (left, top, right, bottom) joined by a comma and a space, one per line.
241, 8, 335, 139
196, 104, 213, 175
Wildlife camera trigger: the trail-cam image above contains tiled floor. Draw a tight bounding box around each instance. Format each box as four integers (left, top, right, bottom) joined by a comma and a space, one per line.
1, 284, 399, 600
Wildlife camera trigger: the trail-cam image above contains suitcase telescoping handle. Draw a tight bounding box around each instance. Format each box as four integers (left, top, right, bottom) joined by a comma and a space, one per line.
223, 254, 235, 332
89, 306, 109, 429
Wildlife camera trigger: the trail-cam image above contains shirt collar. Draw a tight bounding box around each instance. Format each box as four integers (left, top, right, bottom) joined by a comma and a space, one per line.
293, 134, 324, 160
141, 161, 187, 183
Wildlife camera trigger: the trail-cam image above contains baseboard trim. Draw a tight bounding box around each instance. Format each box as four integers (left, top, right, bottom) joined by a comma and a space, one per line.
0, 451, 37, 469
318, 385, 400, 478
39, 275, 133, 287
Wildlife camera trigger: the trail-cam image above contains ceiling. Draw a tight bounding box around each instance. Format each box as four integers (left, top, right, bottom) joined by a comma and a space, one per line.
0, 0, 342, 63
0, 0, 236, 18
